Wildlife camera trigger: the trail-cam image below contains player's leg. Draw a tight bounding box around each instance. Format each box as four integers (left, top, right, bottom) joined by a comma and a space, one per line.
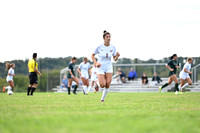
187, 78, 192, 85
27, 73, 32, 95
8, 81, 14, 91
27, 84, 32, 95
68, 78, 73, 95
31, 83, 38, 96
179, 78, 185, 92
181, 78, 192, 90
73, 77, 79, 94
100, 73, 112, 102
171, 75, 179, 94
30, 73, 38, 96
81, 77, 87, 94
159, 77, 173, 92
97, 74, 106, 88
91, 81, 94, 89
86, 78, 91, 94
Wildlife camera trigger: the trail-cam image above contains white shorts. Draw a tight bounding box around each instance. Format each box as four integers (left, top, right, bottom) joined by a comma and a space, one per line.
81, 73, 89, 80
91, 74, 98, 81
179, 72, 190, 80
6, 76, 13, 82
96, 64, 113, 74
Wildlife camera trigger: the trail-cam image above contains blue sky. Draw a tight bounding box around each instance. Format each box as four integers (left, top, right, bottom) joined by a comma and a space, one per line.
0, 0, 200, 62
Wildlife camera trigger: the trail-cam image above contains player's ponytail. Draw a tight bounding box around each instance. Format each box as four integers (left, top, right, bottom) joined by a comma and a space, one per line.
103, 30, 110, 39
170, 54, 177, 60
71, 57, 77, 61
5, 63, 14, 71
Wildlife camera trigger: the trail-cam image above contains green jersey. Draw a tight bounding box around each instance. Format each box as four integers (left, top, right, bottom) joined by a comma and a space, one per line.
167, 60, 178, 76
67, 62, 75, 79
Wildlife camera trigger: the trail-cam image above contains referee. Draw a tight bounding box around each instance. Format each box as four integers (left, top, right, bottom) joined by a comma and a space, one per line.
27, 53, 42, 96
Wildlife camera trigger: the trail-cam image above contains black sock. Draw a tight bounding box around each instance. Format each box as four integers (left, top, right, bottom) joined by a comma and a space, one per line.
175, 83, 179, 91
161, 83, 168, 89
73, 85, 78, 93
27, 87, 31, 95
68, 87, 71, 94
31, 87, 36, 95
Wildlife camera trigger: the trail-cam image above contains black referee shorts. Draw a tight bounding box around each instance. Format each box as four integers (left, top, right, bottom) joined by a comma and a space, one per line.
29, 72, 38, 85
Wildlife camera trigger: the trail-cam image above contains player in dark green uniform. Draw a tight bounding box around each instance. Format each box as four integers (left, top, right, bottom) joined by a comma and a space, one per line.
67, 57, 79, 95
159, 54, 180, 94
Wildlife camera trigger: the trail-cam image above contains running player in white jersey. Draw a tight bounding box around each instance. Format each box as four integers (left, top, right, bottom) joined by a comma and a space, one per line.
78, 57, 91, 95
90, 64, 99, 93
179, 57, 193, 94
91, 30, 120, 102
5, 63, 15, 93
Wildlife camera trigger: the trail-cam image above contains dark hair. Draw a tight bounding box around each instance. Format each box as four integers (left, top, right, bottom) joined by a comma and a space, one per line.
83, 57, 87, 61
5, 63, 14, 71
170, 54, 177, 60
71, 57, 77, 61
103, 30, 110, 39
33, 53, 37, 59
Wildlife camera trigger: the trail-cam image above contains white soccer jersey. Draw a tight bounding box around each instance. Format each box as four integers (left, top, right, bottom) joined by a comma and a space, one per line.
6, 68, 14, 82
79, 62, 91, 75
93, 44, 117, 65
91, 66, 97, 75
181, 62, 191, 75
91, 66, 98, 81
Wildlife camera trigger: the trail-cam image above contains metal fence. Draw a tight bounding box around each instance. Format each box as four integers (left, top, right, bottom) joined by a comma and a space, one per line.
191, 64, 200, 84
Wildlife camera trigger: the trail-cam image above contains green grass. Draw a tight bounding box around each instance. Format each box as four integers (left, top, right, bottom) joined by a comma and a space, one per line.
0, 92, 200, 133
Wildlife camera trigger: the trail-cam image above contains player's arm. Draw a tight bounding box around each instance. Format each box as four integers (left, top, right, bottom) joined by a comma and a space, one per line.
68, 70, 75, 78
34, 67, 42, 76
184, 68, 192, 74
8, 72, 14, 76
91, 53, 101, 68
113, 52, 120, 61
33, 62, 41, 76
165, 64, 173, 71
89, 68, 92, 76
77, 68, 81, 77
176, 65, 180, 69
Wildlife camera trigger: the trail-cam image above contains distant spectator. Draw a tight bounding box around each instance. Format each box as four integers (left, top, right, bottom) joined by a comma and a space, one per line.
149, 72, 162, 87
141, 73, 148, 85
60, 76, 68, 90
128, 68, 137, 81
117, 68, 126, 83
152, 72, 162, 83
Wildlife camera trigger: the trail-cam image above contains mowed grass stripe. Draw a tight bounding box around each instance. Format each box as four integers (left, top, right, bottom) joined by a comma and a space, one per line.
0, 92, 200, 133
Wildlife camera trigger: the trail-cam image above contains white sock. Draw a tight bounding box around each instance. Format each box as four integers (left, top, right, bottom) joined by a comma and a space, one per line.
178, 85, 181, 90
88, 86, 91, 92
83, 86, 87, 93
101, 88, 109, 101
182, 83, 189, 89
96, 81, 100, 87
5, 86, 10, 89
7, 86, 12, 91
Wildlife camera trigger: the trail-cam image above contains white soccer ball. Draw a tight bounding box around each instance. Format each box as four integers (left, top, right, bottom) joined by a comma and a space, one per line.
7, 91, 13, 95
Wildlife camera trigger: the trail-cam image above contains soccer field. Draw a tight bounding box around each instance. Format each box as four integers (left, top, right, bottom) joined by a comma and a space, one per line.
0, 92, 200, 133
